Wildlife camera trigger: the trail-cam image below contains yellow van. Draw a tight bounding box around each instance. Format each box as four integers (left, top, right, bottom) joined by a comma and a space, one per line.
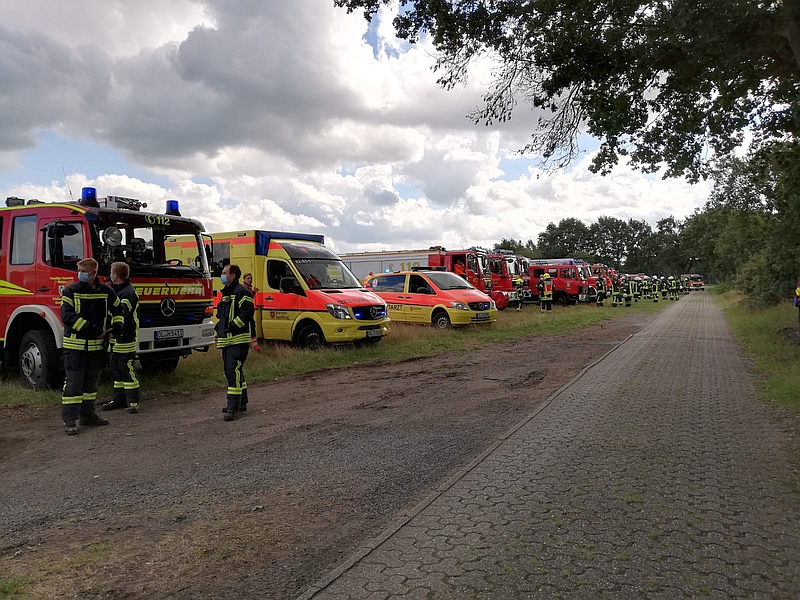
166, 231, 390, 348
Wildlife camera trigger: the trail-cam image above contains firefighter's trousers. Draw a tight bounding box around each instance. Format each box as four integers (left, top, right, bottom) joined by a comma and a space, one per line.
612, 292, 622, 306
596, 291, 604, 306
110, 351, 140, 407
62, 349, 106, 423
540, 299, 552, 311
222, 343, 249, 412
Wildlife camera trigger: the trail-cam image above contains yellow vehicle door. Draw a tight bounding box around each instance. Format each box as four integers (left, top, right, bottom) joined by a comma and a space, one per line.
262, 258, 299, 341
406, 273, 433, 323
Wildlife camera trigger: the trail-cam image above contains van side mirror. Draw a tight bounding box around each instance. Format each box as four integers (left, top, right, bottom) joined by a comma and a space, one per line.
280, 276, 303, 295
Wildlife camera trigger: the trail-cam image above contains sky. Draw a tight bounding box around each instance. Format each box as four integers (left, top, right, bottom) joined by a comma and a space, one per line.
0, 0, 713, 254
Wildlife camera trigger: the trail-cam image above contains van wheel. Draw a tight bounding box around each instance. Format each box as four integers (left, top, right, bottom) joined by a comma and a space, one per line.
297, 324, 325, 350
432, 311, 451, 329
19, 329, 61, 390
140, 355, 180, 374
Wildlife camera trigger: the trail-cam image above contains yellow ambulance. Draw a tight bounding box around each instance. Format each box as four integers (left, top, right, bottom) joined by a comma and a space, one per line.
166, 230, 390, 348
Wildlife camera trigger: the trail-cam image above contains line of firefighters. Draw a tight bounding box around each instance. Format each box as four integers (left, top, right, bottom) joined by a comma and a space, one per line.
594, 275, 690, 307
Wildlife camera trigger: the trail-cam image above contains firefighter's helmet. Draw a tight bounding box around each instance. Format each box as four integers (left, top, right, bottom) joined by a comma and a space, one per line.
668, 275, 674, 280
542, 273, 551, 280
635, 276, 642, 281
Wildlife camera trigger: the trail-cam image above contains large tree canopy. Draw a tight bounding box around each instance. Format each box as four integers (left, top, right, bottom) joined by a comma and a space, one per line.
335, 0, 800, 181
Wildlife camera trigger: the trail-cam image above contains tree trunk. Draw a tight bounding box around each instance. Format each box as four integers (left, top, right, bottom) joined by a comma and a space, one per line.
785, 0, 800, 72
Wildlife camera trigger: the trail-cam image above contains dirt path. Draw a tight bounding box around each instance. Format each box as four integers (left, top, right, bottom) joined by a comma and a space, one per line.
1, 313, 651, 599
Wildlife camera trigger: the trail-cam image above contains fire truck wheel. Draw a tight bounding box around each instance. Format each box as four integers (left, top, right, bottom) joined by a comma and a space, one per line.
297, 324, 325, 350
19, 330, 60, 390
431, 311, 451, 329
555, 294, 568, 306
139, 355, 180, 374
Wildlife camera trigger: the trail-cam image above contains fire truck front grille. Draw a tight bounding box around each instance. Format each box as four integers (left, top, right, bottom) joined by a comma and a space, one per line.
139, 302, 210, 328
352, 305, 387, 320
468, 302, 491, 311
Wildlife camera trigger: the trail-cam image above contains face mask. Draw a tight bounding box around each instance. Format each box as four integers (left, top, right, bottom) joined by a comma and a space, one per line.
78, 272, 90, 283
220, 274, 229, 286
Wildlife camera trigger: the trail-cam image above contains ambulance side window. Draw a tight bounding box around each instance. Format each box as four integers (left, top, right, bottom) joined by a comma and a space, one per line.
267, 260, 291, 290
11, 215, 37, 265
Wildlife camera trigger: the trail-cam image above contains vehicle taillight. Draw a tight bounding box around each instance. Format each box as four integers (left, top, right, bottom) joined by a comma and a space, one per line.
204, 306, 214, 315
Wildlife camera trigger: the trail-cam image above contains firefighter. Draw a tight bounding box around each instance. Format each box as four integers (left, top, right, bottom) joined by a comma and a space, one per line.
102, 262, 140, 414
668, 275, 678, 300
633, 276, 642, 301
362, 271, 374, 286
683, 276, 690, 295
795, 281, 800, 326
641, 276, 650, 300
623, 276, 632, 307
661, 276, 668, 300
652, 275, 660, 303
60, 258, 125, 436
217, 263, 255, 421
513, 273, 525, 311
611, 276, 622, 307
595, 276, 605, 307
537, 273, 553, 311
454, 260, 466, 278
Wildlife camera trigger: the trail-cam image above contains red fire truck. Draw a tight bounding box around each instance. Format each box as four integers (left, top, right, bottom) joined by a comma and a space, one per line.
528, 262, 588, 305
341, 247, 515, 309
0, 188, 215, 389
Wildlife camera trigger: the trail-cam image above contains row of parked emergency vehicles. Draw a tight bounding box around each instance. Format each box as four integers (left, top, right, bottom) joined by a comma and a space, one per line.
0, 189, 698, 390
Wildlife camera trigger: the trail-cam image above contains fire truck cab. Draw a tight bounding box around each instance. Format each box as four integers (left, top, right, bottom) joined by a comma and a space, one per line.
0, 189, 216, 389
528, 263, 588, 305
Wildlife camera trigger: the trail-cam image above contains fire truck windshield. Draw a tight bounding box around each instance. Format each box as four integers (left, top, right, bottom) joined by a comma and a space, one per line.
91, 211, 208, 278
293, 259, 362, 290
426, 272, 473, 290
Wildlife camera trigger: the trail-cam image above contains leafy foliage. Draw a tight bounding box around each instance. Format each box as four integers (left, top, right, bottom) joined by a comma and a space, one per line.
335, 0, 800, 180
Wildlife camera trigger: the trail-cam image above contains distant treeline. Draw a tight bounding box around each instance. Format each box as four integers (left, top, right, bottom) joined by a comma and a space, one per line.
497, 143, 800, 307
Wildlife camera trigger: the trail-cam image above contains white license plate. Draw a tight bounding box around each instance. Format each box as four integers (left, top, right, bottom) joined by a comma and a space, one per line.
155, 328, 184, 340
366, 329, 382, 338
475, 312, 490, 320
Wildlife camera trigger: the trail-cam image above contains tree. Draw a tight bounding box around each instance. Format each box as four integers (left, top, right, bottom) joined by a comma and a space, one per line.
588, 216, 629, 267
536, 218, 590, 257
336, 0, 800, 181
495, 237, 541, 258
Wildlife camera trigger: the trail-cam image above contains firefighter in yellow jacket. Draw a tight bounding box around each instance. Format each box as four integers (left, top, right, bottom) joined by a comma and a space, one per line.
216, 264, 255, 421
60, 258, 125, 435
102, 261, 141, 414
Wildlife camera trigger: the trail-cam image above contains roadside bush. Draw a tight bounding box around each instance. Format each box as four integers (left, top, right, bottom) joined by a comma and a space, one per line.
735, 250, 794, 307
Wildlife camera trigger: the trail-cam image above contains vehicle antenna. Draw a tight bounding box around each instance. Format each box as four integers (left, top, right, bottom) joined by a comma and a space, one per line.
62, 167, 74, 201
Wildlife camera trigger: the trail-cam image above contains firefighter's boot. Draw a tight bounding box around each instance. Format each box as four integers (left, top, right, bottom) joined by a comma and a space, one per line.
64, 421, 79, 436
224, 409, 237, 422
80, 402, 108, 427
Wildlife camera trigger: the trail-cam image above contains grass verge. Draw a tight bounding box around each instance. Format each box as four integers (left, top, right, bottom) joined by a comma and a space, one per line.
0, 299, 665, 408
710, 287, 800, 411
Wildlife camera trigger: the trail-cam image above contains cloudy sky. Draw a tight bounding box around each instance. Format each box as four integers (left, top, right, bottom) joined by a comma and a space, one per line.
0, 0, 712, 253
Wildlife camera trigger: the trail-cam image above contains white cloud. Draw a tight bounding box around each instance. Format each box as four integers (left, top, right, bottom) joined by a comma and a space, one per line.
0, 0, 713, 258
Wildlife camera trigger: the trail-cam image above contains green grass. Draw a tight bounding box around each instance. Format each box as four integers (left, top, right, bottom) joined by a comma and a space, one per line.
0, 299, 665, 408
710, 287, 800, 411
0, 577, 31, 599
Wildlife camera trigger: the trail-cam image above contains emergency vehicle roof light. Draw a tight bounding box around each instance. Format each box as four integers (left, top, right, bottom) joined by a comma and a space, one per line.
5, 196, 25, 207
165, 200, 181, 217
80, 187, 100, 208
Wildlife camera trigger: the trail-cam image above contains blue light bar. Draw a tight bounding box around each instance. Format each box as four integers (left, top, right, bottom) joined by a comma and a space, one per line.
165, 200, 181, 216
81, 187, 97, 201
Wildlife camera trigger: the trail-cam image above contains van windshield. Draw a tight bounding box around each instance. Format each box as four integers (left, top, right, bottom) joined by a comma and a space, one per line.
293, 258, 362, 290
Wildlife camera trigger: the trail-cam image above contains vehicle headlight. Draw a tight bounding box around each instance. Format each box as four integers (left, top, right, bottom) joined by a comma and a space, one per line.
490, 299, 496, 310
326, 303, 352, 320
449, 301, 469, 311
102, 226, 123, 247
